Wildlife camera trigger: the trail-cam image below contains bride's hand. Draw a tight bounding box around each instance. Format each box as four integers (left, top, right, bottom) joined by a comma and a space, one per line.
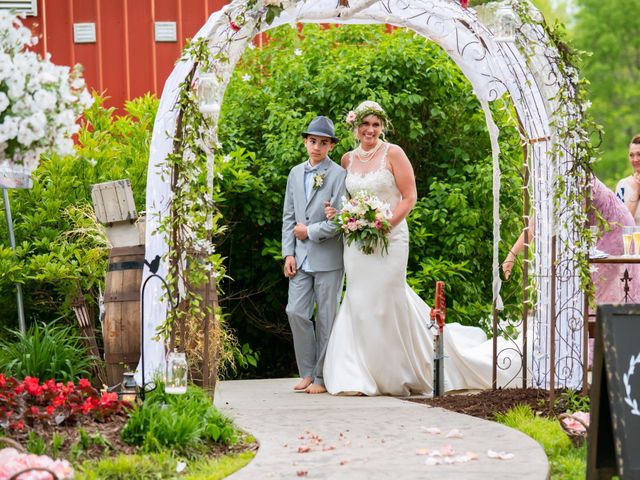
324, 201, 337, 220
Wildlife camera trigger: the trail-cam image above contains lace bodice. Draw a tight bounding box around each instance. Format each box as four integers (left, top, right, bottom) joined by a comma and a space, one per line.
345, 143, 401, 210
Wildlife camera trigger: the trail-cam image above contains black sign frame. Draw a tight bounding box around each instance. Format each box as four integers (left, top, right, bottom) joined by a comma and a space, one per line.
588, 304, 640, 480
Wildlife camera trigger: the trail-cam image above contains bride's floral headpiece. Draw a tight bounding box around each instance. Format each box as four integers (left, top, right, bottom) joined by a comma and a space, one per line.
345, 101, 391, 131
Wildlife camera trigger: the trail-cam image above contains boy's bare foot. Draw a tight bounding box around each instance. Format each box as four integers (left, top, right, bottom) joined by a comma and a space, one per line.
293, 377, 313, 391
305, 383, 327, 394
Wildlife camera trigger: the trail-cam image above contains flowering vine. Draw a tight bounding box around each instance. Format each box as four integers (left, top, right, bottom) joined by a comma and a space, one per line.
512, 1, 600, 304
153, 1, 299, 371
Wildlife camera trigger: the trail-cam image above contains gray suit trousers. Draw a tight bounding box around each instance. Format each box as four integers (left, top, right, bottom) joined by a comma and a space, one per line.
286, 268, 343, 385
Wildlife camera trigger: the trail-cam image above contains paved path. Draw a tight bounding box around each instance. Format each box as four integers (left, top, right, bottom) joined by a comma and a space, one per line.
214, 378, 549, 480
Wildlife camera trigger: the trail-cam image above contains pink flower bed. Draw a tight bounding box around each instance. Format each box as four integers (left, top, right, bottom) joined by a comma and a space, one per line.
0, 447, 73, 480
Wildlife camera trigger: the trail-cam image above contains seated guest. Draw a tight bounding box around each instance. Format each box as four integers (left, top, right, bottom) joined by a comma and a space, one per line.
615, 134, 640, 224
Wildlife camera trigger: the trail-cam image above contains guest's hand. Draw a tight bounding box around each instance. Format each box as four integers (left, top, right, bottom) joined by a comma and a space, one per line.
284, 256, 297, 278
324, 201, 337, 220
294, 223, 308, 240
502, 253, 516, 280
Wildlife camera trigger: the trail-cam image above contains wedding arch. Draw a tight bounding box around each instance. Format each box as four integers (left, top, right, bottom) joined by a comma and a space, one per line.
140, 0, 592, 392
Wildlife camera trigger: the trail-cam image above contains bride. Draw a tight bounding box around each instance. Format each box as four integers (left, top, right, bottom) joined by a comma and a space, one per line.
323, 101, 520, 396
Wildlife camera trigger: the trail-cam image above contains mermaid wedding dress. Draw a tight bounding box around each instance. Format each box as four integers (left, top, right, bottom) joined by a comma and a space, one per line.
323, 143, 520, 396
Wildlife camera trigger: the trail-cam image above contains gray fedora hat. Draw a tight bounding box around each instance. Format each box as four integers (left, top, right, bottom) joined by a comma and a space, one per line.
302, 116, 339, 143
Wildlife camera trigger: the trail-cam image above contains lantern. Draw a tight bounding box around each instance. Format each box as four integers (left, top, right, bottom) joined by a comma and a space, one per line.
165, 350, 188, 394
197, 73, 221, 116
120, 372, 139, 402
494, 4, 517, 42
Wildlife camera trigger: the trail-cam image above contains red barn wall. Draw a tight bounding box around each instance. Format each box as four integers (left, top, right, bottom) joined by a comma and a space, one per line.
22, 0, 229, 110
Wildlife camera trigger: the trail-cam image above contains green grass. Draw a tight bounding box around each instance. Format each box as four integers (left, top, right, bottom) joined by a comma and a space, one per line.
76, 451, 254, 479
496, 405, 586, 479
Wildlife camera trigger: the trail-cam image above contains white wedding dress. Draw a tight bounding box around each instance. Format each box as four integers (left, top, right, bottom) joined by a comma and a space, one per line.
323, 143, 521, 396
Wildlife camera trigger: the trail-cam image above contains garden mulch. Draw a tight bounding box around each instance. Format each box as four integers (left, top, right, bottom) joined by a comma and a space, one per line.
409, 387, 582, 420
2, 413, 258, 463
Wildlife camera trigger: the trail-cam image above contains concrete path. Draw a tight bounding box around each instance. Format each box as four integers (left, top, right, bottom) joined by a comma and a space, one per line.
214, 378, 549, 480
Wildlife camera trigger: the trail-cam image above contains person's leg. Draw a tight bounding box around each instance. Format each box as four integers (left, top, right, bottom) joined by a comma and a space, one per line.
306, 268, 343, 394
286, 269, 316, 390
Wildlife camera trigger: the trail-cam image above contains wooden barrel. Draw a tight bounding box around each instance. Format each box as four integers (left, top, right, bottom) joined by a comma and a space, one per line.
103, 245, 144, 386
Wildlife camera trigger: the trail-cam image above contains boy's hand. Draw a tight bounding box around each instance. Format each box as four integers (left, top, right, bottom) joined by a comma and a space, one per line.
324, 200, 337, 220
284, 256, 297, 278
294, 223, 308, 240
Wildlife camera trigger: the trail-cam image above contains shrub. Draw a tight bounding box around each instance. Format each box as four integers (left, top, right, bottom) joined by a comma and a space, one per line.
121, 385, 236, 455
216, 23, 523, 375
0, 94, 157, 329
0, 322, 94, 381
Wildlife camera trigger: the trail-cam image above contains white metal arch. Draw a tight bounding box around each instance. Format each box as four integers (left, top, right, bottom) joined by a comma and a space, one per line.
140, 0, 583, 390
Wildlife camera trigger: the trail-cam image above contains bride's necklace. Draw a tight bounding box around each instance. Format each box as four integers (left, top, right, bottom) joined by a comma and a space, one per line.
356, 140, 383, 162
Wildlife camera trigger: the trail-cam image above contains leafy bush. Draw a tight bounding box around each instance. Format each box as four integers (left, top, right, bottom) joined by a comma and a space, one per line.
0, 94, 157, 329
121, 385, 236, 455
0, 322, 94, 381
216, 23, 523, 375
555, 389, 590, 413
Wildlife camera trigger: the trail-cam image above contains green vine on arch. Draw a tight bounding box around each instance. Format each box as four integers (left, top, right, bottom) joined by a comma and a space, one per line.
155, 37, 225, 341
513, 1, 601, 305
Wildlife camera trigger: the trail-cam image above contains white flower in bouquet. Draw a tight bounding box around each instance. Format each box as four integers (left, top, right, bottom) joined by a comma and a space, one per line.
334, 191, 393, 255
0, 12, 93, 173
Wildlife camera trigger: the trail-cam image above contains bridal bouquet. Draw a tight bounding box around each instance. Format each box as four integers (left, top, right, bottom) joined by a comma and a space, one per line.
335, 191, 393, 255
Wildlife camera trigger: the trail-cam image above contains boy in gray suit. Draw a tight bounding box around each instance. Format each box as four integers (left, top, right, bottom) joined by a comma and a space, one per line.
282, 116, 346, 394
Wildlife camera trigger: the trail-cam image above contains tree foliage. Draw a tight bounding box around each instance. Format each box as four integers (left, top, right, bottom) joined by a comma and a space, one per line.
217, 24, 524, 376
573, 0, 640, 186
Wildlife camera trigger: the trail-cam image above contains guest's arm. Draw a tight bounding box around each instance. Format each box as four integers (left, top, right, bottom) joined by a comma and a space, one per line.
502, 223, 534, 280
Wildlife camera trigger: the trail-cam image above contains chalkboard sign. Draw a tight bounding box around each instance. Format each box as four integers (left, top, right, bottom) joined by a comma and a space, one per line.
588, 305, 640, 480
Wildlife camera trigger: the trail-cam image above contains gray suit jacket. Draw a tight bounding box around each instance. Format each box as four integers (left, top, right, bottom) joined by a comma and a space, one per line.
282, 157, 346, 272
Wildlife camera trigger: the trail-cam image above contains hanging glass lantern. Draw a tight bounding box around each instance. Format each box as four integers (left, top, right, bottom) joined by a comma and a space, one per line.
197, 73, 221, 116
475, 2, 517, 44
494, 4, 517, 42
165, 350, 188, 394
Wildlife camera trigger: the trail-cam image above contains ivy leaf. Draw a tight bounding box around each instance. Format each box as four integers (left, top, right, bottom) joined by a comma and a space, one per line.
265, 5, 283, 25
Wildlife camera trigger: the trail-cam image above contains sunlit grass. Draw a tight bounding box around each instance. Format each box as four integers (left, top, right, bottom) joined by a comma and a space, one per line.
496, 404, 586, 479
76, 451, 254, 479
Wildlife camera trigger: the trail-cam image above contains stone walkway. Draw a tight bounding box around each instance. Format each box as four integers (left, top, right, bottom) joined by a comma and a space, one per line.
214, 378, 549, 479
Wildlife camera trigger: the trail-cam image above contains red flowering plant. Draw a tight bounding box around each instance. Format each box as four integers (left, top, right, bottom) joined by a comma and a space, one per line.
0, 374, 131, 432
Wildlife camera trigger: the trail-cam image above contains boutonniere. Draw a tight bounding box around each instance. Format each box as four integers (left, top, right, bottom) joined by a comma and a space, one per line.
313, 172, 326, 189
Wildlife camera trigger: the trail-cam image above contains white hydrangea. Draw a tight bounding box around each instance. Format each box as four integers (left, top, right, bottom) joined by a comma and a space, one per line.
0, 12, 93, 169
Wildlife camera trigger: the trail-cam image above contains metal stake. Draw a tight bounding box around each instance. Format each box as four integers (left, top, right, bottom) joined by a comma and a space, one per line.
2, 188, 26, 334
431, 281, 446, 397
